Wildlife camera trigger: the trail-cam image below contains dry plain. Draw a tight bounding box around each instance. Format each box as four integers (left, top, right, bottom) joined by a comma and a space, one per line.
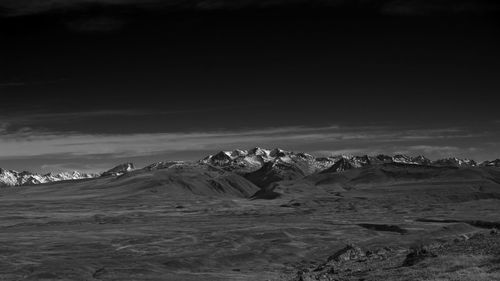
1, 165, 499, 280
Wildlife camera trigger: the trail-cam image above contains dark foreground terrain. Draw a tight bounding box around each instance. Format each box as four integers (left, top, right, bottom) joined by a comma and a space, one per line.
1, 163, 500, 280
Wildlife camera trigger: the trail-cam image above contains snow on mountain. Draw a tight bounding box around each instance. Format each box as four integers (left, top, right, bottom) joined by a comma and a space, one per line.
101, 163, 135, 176
390, 154, 432, 165
411, 155, 432, 166
248, 147, 271, 157
321, 157, 355, 173
200, 147, 271, 173
127, 153, 492, 181
372, 154, 394, 164
0, 168, 96, 187
392, 154, 417, 164
313, 157, 339, 170
1, 148, 498, 188
480, 159, 500, 167
348, 155, 371, 167
432, 157, 477, 168
142, 161, 186, 171
235, 149, 496, 176
201, 147, 336, 174
201, 148, 491, 176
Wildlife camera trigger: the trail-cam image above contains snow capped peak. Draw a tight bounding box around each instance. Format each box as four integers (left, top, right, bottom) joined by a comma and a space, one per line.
322, 157, 355, 173
143, 161, 185, 171
230, 149, 248, 158
372, 154, 393, 164
480, 159, 500, 167
201, 147, 319, 173
200, 148, 494, 176
338, 154, 352, 159
248, 147, 271, 157
392, 154, 418, 164
333, 155, 370, 168
296, 152, 314, 159
214, 150, 233, 159
0, 168, 96, 187
269, 148, 289, 158
2, 148, 498, 188
204, 151, 234, 166
412, 155, 432, 165
204, 149, 250, 162
432, 157, 477, 167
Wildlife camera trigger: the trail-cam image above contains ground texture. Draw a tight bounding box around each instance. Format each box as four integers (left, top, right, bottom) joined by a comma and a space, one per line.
0, 168, 499, 280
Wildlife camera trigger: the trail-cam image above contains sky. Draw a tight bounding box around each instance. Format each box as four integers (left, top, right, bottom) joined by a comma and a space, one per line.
1, 0, 500, 173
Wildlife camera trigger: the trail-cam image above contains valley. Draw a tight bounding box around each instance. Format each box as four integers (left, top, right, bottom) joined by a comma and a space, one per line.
1, 149, 499, 280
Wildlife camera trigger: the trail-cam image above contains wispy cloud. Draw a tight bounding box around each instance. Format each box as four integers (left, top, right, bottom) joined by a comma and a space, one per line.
0, 122, 8, 133
0, 125, 487, 159
0, 126, 337, 158
312, 148, 374, 157
392, 145, 484, 159
405, 145, 460, 153
40, 162, 113, 174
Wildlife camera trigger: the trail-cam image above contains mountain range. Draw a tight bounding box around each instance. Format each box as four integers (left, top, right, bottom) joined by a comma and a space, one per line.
0, 169, 96, 187
1, 147, 499, 188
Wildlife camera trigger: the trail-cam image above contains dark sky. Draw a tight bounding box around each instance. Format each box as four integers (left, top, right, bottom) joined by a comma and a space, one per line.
1, 0, 500, 173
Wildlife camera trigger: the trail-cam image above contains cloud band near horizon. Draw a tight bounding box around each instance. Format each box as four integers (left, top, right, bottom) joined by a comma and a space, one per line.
0, 123, 497, 172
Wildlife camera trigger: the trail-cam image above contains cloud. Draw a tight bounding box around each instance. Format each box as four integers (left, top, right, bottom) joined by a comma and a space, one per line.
1, 122, 497, 173
40, 162, 113, 173
0, 124, 486, 160
404, 145, 460, 154
312, 148, 374, 157
391, 145, 485, 160
0, 121, 8, 132
312, 145, 479, 160
0, 125, 339, 158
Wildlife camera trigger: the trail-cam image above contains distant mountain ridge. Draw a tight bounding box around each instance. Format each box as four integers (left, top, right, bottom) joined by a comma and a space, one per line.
1, 147, 499, 187
201, 148, 497, 188
200, 147, 493, 173
0, 168, 96, 187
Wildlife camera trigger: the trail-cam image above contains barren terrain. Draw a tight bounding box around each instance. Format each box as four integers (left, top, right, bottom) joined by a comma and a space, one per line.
1, 165, 499, 280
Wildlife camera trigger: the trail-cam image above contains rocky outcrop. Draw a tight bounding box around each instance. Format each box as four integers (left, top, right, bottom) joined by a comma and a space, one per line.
327, 244, 366, 262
